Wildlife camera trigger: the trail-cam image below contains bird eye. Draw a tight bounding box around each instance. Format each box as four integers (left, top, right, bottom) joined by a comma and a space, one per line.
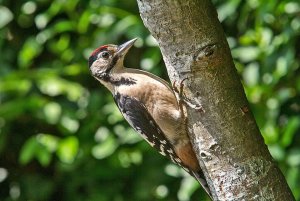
100, 51, 110, 59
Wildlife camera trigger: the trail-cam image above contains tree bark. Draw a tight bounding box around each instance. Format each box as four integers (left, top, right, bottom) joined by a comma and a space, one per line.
137, 0, 295, 200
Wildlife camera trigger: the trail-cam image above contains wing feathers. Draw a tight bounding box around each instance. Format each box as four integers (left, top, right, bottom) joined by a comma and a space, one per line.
113, 92, 188, 170
113, 92, 212, 198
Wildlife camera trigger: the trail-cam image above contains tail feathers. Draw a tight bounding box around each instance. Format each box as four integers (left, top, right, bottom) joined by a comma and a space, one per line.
192, 170, 213, 200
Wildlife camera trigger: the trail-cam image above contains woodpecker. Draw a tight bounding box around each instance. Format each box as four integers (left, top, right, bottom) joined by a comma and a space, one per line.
88, 38, 212, 198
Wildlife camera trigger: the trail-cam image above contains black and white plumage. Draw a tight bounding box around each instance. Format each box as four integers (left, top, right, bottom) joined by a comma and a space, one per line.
114, 92, 186, 168
88, 38, 212, 198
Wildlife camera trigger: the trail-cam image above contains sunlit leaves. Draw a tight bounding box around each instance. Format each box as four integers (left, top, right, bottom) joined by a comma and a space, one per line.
57, 136, 79, 164
19, 136, 52, 167
155, 184, 169, 199
178, 177, 199, 201
0, 78, 32, 94
0, 96, 47, 120
92, 135, 118, 159
2, 0, 168, 200
1, 0, 300, 200
286, 167, 300, 199
43, 102, 62, 124
19, 134, 79, 166
232, 46, 260, 62
37, 133, 59, 152
0, 6, 13, 28
37, 77, 85, 101
281, 117, 300, 148
77, 10, 91, 33
18, 37, 43, 68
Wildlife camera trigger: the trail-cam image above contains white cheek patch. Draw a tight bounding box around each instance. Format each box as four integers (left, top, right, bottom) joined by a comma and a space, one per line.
91, 67, 104, 77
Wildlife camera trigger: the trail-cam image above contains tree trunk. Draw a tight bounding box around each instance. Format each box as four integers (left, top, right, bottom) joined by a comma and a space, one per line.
137, 0, 295, 200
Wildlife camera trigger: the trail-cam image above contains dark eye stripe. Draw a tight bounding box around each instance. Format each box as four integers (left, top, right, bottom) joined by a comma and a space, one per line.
88, 54, 98, 68
88, 47, 109, 68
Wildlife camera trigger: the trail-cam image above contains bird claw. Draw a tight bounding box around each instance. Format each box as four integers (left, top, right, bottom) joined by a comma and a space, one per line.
172, 78, 204, 113
184, 100, 204, 112
172, 77, 187, 97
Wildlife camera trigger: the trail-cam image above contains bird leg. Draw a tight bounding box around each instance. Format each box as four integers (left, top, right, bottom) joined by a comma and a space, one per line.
172, 78, 204, 113
172, 78, 187, 115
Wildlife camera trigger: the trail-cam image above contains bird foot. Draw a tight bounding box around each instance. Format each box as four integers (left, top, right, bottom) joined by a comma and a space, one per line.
172, 78, 204, 113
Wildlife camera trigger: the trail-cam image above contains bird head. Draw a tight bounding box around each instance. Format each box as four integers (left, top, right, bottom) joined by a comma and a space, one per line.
88, 38, 137, 80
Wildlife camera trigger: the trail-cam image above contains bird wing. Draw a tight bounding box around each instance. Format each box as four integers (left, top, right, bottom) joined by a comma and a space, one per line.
113, 92, 212, 198
113, 92, 189, 171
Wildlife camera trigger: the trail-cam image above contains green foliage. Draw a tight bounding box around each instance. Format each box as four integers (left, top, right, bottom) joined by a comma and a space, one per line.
0, 0, 299, 200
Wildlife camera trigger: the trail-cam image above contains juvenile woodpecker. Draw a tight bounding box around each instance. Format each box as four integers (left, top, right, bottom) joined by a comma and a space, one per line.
88, 38, 211, 198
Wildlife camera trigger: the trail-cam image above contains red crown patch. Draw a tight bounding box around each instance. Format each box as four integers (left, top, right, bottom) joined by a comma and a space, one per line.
90, 45, 109, 57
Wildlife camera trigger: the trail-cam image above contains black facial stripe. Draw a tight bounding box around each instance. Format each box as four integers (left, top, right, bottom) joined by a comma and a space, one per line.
88, 54, 97, 68
95, 71, 110, 82
109, 77, 136, 86
105, 54, 119, 74
96, 72, 136, 86
88, 47, 108, 68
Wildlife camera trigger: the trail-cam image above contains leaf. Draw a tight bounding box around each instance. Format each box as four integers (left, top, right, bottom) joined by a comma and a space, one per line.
19, 136, 52, 166
92, 135, 118, 160
232, 46, 260, 62
18, 37, 43, 68
56, 136, 79, 164
281, 117, 300, 147
19, 137, 38, 165
0, 6, 13, 28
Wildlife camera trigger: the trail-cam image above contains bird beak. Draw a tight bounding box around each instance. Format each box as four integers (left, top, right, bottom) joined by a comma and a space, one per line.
116, 38, 137, 57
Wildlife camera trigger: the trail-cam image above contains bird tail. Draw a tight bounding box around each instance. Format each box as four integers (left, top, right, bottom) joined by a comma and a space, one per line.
192, 170, 213, 200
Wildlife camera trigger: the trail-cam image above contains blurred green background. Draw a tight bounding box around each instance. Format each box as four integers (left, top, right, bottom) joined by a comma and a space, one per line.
0, 0, 299, 200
